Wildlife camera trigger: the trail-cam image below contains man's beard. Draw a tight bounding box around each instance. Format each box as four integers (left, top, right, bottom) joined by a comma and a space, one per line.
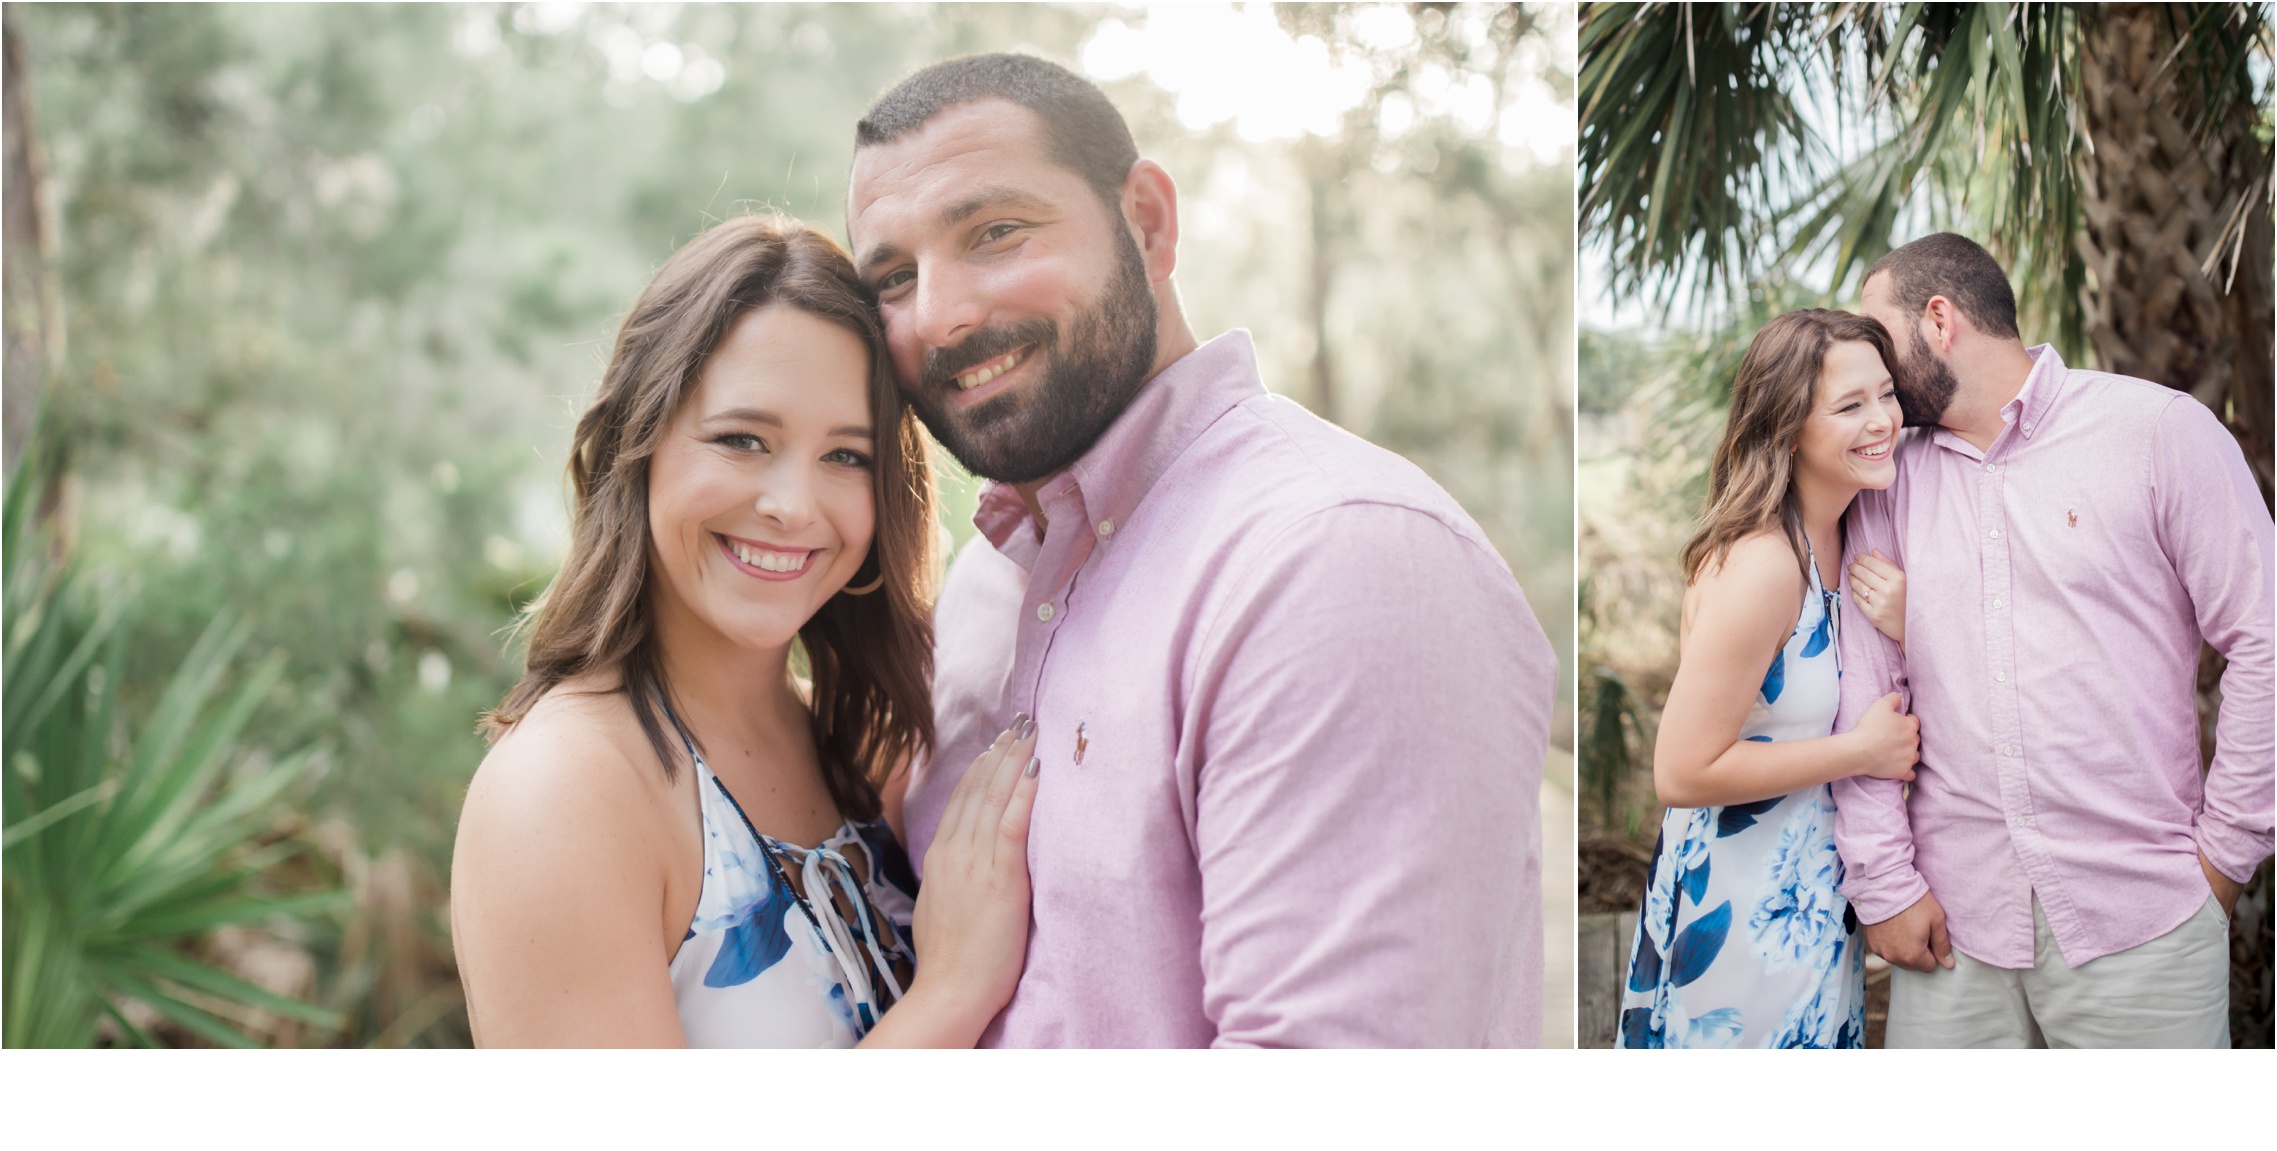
902, 229, 1158, 485
1895, 326, 1960, 427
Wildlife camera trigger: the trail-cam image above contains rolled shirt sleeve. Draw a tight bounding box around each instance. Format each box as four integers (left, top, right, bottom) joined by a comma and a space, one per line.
1830, 483, 1933, 925
2150, 396, 2276, 886
1184, 503, 1554, 1047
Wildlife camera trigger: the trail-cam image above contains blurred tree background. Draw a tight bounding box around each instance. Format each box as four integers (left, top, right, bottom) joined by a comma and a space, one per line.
1573, 2, 2272, 1047
2, 2, 1574, 1047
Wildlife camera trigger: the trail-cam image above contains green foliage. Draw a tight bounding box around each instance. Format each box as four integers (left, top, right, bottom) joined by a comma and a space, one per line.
1578, 663, 1647, 830
4, 451, 345, 1048
1581, 2, 2269, 355
1578, 326, 1660, 414
1579, 2, 1817, 311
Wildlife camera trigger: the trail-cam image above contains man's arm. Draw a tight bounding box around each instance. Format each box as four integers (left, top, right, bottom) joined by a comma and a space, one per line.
1186, 503, 1554, 1047
1831, 482, 1954, 971
1829, 484, 1933, 926
2151, 396, 2276, 910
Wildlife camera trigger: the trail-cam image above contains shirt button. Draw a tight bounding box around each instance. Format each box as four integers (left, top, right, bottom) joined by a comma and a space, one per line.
1036, 603, 1055, 622
1993, 598, 2004, 609
1984, 463, 1996, 473
2022, 421, 2034, 433
1995, 670, 2007, 682
2002, 744, 2017, 757
2013, 815, 2031, 829
1988, 529, 2000, 539
1096, 519, 1115, 539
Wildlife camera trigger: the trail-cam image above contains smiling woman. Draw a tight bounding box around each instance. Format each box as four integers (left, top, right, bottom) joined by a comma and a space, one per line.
1616, 309, 1917, 1049
479, 217, 932, 813
450, 214, 1045, 1048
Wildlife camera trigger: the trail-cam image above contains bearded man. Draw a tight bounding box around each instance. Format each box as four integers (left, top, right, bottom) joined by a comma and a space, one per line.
1836, 232, 2273, 1048
845, 53, 1555, 1047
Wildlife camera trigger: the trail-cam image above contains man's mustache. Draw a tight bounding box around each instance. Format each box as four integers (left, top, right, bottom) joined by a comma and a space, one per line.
920, 318, 1057, 392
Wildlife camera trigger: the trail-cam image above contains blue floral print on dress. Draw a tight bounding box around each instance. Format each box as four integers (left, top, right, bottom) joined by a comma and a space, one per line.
1749, 795, 1850, 973
1617, 542, 1865, 1048
665, 744, 918, 1047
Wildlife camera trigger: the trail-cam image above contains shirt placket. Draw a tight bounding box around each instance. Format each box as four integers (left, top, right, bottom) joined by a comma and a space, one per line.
1007, 477, 1097, 718
1980, 416, 2050, 954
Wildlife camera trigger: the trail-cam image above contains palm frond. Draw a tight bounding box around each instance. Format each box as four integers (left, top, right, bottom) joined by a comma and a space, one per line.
1581, 2, 1824, 312
3, 442, 341, 1048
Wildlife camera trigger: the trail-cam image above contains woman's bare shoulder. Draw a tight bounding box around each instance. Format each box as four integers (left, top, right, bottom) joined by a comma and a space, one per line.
451, 674, 690, 1048
461, 676, 677, 848
1684, 529, 1806, 645
1694, 529, 1805, 598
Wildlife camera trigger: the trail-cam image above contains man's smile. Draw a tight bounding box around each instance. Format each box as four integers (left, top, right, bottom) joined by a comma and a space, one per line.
944, 343, 1039, 408
954, 346, 1030, 391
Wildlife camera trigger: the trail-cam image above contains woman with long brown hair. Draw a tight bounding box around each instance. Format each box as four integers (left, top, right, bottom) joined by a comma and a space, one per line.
450, 215, 1036, 1047
1617, 309, 1921, 1049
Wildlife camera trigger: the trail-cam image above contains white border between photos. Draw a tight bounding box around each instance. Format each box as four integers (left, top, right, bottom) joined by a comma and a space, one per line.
3, 1048, 2271, 1146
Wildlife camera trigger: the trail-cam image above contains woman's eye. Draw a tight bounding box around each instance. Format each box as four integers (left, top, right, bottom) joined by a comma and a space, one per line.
716, 433, 767, 452
824, 448, 874, 469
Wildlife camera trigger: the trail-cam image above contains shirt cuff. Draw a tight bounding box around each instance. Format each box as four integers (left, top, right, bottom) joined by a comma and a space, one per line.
2194, 816, 2274, 888
1842, 865, 1932, 926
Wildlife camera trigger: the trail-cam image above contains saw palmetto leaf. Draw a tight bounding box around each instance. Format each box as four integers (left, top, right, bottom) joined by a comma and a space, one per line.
3, 445, 344, 1047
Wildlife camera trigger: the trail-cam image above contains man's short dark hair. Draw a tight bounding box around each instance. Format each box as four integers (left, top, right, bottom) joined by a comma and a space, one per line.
855, 53, 1139, 209
1864, 233, 2021, 340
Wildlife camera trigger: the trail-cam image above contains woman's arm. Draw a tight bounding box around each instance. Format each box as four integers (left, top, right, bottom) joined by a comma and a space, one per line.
451, 720, 688, 1048
1654, 533, 1918, 809
858, 722, 1040, 1048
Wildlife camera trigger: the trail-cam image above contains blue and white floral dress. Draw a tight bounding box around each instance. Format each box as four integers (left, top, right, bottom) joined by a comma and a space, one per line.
1618, 548, 1867, 1049
665, 733, 919, 1048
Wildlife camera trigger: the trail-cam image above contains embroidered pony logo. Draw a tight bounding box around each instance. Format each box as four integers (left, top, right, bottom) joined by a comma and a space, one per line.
2067, 510, 2078, 527
1074, 722, 1089, 765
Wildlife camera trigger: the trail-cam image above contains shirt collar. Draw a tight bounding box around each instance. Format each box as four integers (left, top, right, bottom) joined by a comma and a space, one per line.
971, 330, 1266, 552
2003, 344, 2068, 441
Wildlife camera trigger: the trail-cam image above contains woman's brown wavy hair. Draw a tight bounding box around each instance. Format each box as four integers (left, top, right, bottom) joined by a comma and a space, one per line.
482, 214, 936, 823
1680, 308, 1896, 586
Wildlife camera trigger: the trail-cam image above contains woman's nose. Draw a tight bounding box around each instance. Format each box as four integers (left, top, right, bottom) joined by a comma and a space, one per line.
753, 463, 816, 528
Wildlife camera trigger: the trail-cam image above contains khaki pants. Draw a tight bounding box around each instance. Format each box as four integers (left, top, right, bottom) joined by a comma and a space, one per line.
1885, 895, 2231, 1049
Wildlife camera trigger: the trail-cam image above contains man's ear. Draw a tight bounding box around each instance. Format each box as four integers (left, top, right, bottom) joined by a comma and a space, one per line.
1922, 294, 1962, 354
1120, 159, 1179, 284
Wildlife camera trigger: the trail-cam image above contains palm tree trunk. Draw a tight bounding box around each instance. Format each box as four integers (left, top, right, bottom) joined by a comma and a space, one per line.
2075, 3, 2276, 1052
2074, 4, 2274, 505
3, 10, 56, 477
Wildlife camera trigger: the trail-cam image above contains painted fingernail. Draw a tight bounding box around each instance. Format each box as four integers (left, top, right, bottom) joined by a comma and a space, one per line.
1024, 756, 1041, 778
1019, 717, 1036, 740
1010, 711, 1029, 734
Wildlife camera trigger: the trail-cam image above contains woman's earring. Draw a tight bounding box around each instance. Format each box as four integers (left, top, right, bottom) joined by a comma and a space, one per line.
840, 554, 884, 597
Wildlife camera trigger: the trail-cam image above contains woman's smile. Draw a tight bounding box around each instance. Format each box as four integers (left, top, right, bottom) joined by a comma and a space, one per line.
713, 532, 819, 580
1850, 434, 1893, 462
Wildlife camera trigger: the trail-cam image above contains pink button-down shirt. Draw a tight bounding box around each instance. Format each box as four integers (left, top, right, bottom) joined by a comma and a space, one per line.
1832, 346, 2274, 968
902, 330, 1555, 1046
